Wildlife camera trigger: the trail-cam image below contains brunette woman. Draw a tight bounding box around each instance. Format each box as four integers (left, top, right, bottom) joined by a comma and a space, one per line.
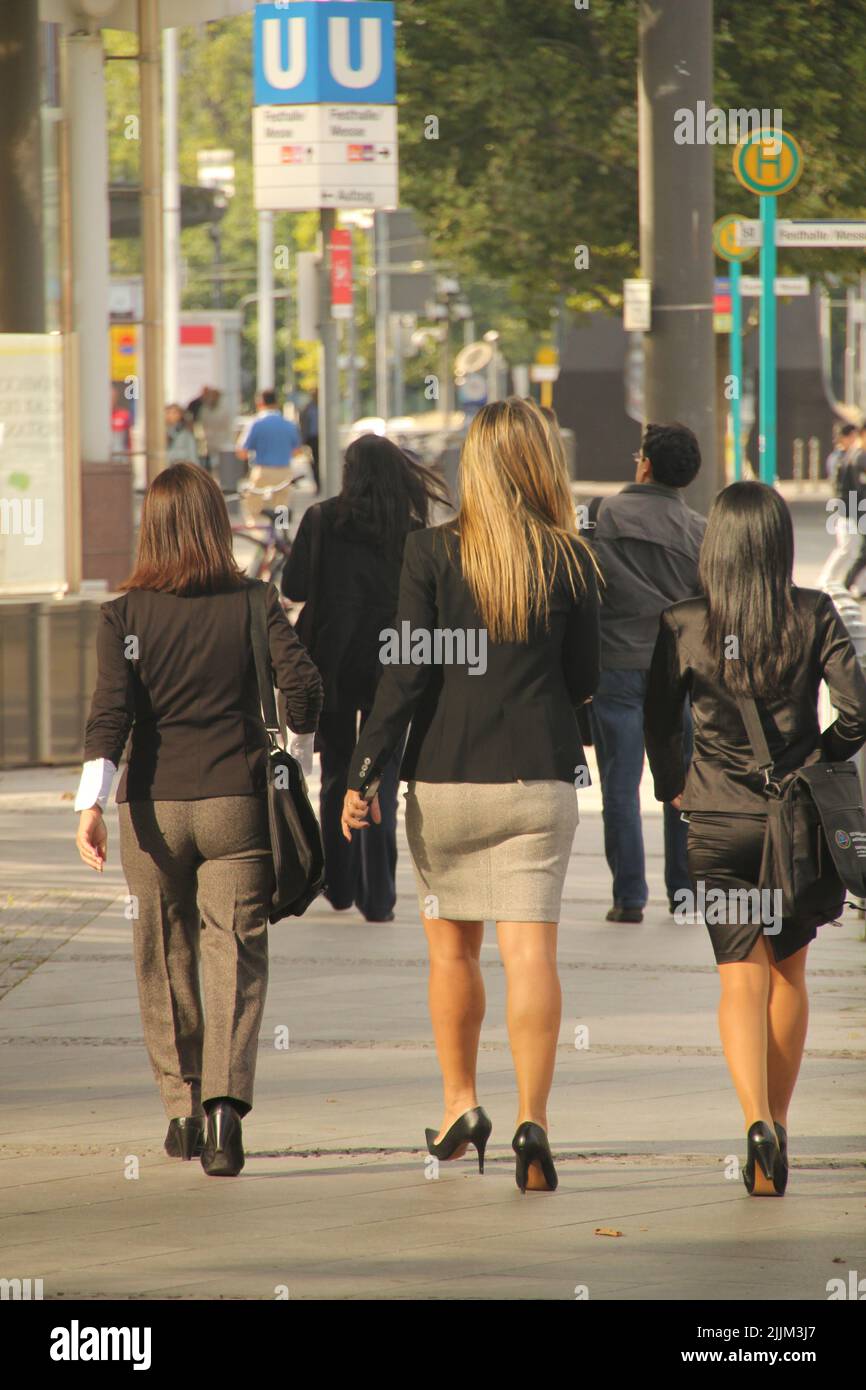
645, 481, 866, 1195
74, 464, 322, 1176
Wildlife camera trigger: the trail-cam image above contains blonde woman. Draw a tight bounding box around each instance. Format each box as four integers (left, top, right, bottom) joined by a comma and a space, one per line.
341, 398, 601, 1192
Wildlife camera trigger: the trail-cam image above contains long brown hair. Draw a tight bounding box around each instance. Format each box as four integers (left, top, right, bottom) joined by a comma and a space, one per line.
457, 397, 599, 642
121, 463, 244, 595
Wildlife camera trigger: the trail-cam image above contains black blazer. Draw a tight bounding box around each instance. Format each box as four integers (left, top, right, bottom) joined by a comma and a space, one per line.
83, 580, 323, 803
346, 522, 601, 794
644, 588, 866, 812
282, 497, 417, 712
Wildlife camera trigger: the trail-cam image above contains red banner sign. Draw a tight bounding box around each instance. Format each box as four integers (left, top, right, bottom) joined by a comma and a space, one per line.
330, 228, 353, 320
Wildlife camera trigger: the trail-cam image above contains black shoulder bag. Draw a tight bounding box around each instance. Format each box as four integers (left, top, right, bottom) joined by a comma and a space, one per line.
248, 583, 326, 921
737, 694, 866, 926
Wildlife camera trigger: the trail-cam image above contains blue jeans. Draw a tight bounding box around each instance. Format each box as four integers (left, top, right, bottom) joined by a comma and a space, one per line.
590, 668, 693, 910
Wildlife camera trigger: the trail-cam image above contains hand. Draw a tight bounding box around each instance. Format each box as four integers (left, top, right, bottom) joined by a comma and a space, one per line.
289, 732, 315, 776
76, 807, 107, 872
341, 789, 381, 842
669, 795, 683, 811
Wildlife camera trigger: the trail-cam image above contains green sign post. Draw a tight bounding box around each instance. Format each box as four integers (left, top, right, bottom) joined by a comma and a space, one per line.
732, 129, 804, 484
713, 214, 758, 481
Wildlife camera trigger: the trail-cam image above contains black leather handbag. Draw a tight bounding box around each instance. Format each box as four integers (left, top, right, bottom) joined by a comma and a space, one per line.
248, 583, 325, 922
738, 694, 866, 927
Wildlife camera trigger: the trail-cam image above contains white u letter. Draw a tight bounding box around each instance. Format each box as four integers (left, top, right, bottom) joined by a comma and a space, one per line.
263, 16, 307, 91
328, 17, 382, 88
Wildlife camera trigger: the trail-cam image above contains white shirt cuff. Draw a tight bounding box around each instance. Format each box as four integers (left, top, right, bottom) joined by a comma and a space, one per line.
74, 758, 117, 811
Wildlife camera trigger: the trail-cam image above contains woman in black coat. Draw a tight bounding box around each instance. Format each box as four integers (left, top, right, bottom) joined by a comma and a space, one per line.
74, 464, 323, 1177
339, 399, 601, 1193
282, 434, 449, 922
645, 481, 866, 1196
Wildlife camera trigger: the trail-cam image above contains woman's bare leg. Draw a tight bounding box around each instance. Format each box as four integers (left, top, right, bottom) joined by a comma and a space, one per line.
496, 921, 561, 1128
766, 943, 810, 1130
423, 916, 485, 1144
717, 934, 775, 1129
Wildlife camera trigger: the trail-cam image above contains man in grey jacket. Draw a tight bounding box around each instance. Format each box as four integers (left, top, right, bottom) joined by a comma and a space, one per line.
587, 422, 706, 923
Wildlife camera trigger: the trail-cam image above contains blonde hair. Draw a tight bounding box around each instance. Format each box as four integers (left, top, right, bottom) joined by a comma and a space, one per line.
457, 397, 599, 642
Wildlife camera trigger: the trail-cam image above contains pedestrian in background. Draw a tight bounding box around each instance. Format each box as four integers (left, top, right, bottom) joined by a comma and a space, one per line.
300, 387, 320, 492
196, 386, 233, 474
236, 389, 303, 527
645, 481, 866, 1196
825, 420, 859, 488
843, 422, 866, 594
282, 433, 449, 923
74, 463, 322, 1177
585, 422, 705, 923
341, 398, 600, 1193
165, 403, 198, 465
818, 420, 862, 590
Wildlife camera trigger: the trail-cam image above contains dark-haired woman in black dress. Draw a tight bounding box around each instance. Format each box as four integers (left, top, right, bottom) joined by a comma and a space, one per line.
645, 481, 866, 1196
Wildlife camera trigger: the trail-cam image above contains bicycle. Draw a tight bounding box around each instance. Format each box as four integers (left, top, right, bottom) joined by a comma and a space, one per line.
224, 475, 310, 591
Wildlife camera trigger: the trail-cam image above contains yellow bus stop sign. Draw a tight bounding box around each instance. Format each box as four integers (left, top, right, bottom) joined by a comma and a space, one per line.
713, 213, 758, 263
732, 128, 803, 196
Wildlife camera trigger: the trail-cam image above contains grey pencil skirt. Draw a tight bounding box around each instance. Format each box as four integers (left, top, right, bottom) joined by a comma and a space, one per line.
404, 779, 579, 922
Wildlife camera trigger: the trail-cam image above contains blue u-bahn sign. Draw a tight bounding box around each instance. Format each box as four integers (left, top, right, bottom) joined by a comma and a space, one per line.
253, 2, 396, 106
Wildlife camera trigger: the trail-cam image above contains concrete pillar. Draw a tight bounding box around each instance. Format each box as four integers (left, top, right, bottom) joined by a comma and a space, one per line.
163, 27, 180, 403
66, 35, 112, 465
0, 0, 45, 332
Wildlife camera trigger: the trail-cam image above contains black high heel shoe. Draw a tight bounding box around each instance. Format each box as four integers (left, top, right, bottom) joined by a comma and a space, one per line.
742, 1121, 780, 1196
164, 1117, 204, 1160
773, 1122, 789, 1196
512, 1122, 558, 1193
425, 1106, 492, 1173
200, 1101, 245, 1177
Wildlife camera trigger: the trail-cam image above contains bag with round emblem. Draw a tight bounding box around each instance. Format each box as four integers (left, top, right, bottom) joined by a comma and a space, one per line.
739, 696, 866, 925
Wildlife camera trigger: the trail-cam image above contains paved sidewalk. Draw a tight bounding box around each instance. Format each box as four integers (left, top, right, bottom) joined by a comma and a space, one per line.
1, 758, 864, 1302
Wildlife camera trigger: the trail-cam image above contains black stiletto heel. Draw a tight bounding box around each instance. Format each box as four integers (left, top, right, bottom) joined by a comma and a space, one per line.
512, 1122, 558, 1193
200, 1101, 245, 1177
742, 1121, 780, 1196
773, 1122, 789, 1195
425, 1106, 492, 1173
164, 1116, 204, 1160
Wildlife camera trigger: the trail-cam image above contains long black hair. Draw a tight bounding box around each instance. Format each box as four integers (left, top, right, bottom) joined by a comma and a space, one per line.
336, 433, 451, 550
699, 481, 806, 700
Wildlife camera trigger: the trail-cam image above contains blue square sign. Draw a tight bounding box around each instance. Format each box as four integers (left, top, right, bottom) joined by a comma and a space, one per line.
253, 2, 396, 106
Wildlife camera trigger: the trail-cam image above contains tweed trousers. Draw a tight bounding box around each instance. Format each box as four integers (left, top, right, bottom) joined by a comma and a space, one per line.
118, 796, 273, 1119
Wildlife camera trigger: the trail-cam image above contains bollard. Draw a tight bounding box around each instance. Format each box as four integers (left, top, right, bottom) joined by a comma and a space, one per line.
792, 437, 804, 490
808, 436, 821, 484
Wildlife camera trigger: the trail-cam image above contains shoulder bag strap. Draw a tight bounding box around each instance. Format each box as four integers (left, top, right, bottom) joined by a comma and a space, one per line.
247, 583, 281, 747
735, 694, 775, 781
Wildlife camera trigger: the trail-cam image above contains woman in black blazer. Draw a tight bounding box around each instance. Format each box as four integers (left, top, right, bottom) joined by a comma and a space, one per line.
282, 433, 449, 921
341, 398, 601, 1193
645, 481, 866, 1195
74, 464, 323, 1176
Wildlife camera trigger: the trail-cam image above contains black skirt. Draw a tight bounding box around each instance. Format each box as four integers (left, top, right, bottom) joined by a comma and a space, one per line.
686, 812, 819, 965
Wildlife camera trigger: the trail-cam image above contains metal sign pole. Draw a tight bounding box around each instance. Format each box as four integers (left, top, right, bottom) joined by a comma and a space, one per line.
759, 194, 777, 484
319, 209, 340, 499
731, 259, 743, 481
